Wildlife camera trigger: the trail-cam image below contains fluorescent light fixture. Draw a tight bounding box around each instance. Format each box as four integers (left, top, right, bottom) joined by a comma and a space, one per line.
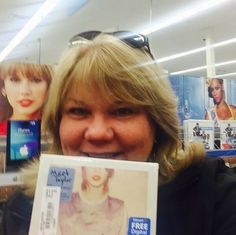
170, 59, 236, 75
215, 59, 236, 66
156, 36, 236, 63
0, 0, 60, 62
141, 0, 232, 35
213, 37, 236, 48
215, 72, 236, 78
156, 47, 206, 63
170, 66, 207, 75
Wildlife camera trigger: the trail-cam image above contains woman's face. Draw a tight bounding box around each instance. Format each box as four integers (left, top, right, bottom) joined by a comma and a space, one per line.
3, 75, 48, 119
85, 167, 109, 188
59, 85, 155, 162
209, 79, 224, 104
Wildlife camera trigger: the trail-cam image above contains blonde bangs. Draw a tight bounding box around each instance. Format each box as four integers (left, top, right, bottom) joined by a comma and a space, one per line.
0, 62, 52, 84
66, 41, 158, 107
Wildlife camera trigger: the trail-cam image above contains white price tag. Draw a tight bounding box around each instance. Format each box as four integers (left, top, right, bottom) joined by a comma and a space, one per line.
38, 186, 61, 235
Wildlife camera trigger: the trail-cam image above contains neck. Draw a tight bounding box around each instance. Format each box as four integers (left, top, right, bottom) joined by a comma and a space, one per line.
215, 100, 227, 108
81, 186, 107, 203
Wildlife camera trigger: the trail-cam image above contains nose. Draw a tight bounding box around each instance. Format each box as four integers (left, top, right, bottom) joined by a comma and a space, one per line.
212, 90, 217, 96
20, 80, 31, 96
84, 115, 114, 142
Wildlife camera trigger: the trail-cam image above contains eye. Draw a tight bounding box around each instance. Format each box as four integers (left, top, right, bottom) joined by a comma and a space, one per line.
31, 77, 43, 83
67, 107, 90, 117
111, 107, 135, 117
209, 87, 214, 93
9, 76, 20, 82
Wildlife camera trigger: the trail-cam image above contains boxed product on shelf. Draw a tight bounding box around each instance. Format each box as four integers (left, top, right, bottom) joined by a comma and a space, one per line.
218, 120, 236, 150
183, 119, 215, 150
29, 154, 159, 235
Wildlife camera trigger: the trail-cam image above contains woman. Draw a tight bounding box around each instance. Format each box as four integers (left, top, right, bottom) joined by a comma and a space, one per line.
205, 78, 236, 123
59, 167, 126, 235
0, 62, 53, 135
3, 32, 236, 235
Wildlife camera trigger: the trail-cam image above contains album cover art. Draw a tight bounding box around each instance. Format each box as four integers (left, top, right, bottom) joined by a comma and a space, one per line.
218, 120, 236, 149
29, 154, 158, 235
183, 119, 215, 150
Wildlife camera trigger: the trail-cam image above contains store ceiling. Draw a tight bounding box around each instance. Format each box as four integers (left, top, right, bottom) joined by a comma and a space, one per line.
0, 0, 236, 78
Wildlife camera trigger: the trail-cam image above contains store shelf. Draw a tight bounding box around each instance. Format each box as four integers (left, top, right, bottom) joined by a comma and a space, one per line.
0, 172, 23, 187
207, 149, 236, 158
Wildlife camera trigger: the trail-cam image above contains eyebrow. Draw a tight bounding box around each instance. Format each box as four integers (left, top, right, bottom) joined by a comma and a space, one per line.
64, 97, 84, 105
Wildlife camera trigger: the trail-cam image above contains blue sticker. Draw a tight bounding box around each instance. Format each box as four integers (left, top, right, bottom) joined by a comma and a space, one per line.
47, 167, 75, 202
128, 217, 151, 235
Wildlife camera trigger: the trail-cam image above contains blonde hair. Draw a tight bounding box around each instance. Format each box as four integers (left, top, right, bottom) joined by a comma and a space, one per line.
0, 62, 53, 84
43, 34, 205, 184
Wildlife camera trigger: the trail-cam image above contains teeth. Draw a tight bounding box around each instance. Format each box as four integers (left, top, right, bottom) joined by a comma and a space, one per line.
88, 154, 113, 158
82, 153, 118, 158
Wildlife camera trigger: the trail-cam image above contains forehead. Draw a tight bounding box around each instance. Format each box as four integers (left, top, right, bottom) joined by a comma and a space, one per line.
67, 81, 123, 105
211, 79, 221, 86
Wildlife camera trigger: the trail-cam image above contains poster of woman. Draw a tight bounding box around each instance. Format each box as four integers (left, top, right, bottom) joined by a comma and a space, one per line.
58, 167, 127, 235
0, 62, 53, 135
205, 78, 236, 125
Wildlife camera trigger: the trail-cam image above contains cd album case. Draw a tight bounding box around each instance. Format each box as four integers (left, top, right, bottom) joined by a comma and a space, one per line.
183, 119, 215, 150
218, 120, 236, 149
29, 154, 159, 235
6, 120, 41, 170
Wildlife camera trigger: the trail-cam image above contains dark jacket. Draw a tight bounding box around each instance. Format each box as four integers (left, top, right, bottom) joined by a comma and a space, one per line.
157, 157, 236, 235
2, 157, 236, 235
2, 191, 33, 235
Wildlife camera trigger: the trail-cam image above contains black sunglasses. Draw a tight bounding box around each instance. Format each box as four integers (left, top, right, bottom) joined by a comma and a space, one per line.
68, 30, 154, 59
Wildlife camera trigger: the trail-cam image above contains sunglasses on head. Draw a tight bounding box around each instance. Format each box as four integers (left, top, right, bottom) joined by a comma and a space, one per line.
68, 30, 154, 59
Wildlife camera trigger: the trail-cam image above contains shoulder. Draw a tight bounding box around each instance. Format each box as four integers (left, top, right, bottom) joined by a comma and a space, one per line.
229, 104, 236, 113
107, 196, 124, 210
158, 158, 236, 234
162, 157, 236, 194
192, 157, 236, 184
189, 157, 236, 203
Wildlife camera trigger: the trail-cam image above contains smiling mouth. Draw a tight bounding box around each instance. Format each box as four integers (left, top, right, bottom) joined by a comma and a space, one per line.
80, 152, 121, 159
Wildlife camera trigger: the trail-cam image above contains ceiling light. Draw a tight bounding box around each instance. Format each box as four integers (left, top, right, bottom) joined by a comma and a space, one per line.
215, 72, 236, 78
141, 0, 232, 35
215, 59, 236, 66
0, 0, 60, 62
170, 59, 236, 75
170, 66, 207, 75
156, 47, 206, 63
156, 36, 236, 63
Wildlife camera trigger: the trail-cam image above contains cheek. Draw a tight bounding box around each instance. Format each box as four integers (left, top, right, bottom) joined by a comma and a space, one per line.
33, 85, 48, 100
119, 118, 154, 152
5, 90, 16, 105
59, 117, 83, 152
